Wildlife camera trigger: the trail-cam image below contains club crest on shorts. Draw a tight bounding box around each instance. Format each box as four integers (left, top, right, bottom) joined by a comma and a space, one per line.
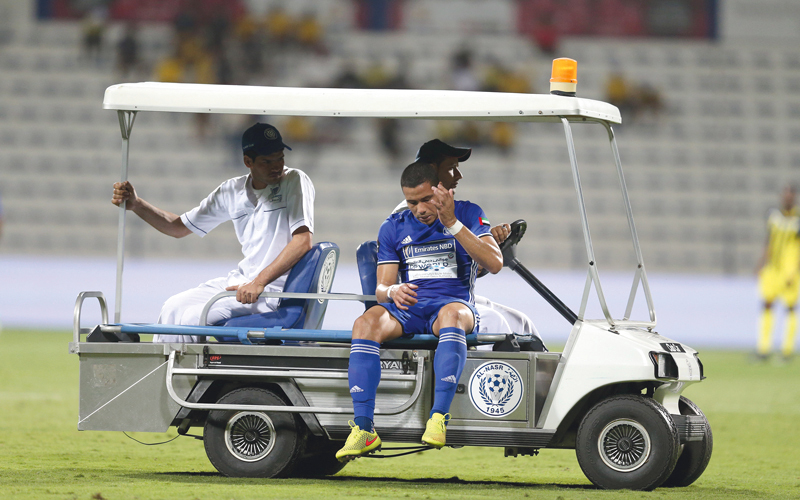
468, 361, 523, 417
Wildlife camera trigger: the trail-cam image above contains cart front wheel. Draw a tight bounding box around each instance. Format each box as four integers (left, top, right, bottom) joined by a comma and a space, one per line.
661, 396, 713, 487
204, 387, 305, 478
576, 395, 680, 490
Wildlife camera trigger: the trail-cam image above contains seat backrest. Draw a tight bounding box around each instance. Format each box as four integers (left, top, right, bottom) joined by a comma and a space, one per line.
220, 242, 339, 330
356, 240, 378, 310
285, 241, 339, 329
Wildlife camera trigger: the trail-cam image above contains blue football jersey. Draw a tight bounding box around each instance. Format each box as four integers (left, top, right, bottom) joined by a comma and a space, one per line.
377, 200, 492, 303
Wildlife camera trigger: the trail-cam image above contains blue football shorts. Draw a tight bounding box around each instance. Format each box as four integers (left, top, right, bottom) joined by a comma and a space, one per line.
378, 296, 479, 337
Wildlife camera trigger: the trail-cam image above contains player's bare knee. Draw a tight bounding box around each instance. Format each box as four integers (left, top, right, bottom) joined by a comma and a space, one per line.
437, 303, 472, 331
352, 308, 385, 341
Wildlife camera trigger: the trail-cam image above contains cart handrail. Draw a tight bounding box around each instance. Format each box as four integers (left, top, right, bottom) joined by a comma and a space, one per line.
165, 350, 427, 415
198, 290, 377, 327
73, 291, 108, 343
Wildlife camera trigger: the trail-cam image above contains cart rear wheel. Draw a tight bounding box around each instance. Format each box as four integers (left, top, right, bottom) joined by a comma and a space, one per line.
204, 387, 305, 478
292, 438, 347, 477
661, 396, 713, 487
576, 395, 680, 490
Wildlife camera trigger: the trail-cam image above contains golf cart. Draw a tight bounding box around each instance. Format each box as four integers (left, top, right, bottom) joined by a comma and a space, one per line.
70, 60, 711, 490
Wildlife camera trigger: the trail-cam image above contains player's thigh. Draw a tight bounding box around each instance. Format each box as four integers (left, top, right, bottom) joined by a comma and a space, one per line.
432, 301, 475, 335
352, 305, 404, 342
759, 268, 781, 304
780, 273, 800, 306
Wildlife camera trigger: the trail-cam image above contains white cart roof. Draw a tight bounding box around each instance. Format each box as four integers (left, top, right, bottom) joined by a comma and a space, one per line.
103, 82, 621, 124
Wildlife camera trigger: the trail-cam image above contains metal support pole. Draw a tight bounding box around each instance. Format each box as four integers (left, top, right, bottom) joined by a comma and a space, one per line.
114, 110, 137, 323
603, 122, 656, 327
561, 117, 615, 326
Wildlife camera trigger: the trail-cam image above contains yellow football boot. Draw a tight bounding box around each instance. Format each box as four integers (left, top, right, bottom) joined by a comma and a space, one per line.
335, 421, 381, 462
421, 412, 450, 449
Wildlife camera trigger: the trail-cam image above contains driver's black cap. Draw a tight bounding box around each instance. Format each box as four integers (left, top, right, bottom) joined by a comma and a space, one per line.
242, 123, 292, 156
415, 139, 471, 163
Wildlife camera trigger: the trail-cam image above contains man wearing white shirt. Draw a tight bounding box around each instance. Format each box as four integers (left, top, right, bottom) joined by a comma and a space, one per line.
111, 123, 314, 342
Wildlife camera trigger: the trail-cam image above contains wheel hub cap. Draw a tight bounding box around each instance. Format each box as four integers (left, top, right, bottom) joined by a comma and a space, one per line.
597, 418, 651, 472
225, 411, 276, 462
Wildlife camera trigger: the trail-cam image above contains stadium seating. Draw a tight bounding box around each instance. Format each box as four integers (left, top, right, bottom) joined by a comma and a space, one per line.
0, 19, 798, 276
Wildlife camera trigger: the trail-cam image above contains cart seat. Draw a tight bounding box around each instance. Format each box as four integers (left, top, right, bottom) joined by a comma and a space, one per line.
217, 242, 340, 332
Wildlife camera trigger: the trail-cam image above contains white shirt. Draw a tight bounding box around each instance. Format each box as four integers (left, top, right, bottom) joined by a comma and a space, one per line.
180, 167, 315, 289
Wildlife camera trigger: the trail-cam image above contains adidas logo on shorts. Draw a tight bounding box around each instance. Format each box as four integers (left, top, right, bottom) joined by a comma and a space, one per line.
440, 375, 458, 383
401, 235, 412, 244
350, 385, 364, 393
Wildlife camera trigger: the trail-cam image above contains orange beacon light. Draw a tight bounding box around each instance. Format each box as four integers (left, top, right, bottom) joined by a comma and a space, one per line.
550, 58, 577, 96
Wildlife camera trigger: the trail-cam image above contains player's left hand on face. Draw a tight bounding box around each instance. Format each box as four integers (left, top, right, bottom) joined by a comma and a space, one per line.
431, 182, 456, 225
491, 223, 511, 243
226, 281, 265, 304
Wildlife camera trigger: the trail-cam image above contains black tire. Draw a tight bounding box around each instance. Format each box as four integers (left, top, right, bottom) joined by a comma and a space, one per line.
204, 387, 306, 478
661, 396, 713, 487
292, 438, 347, 477
576, 395, 681, 490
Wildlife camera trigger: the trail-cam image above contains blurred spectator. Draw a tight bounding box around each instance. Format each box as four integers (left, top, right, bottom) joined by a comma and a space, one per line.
116, 22, 139, 78
635, 83, 664, 122
450, 48, 479, 91
265, 6, 293, 46
282, 116, 316, 144
481, 60, 532, 153
532, 12, 558, 55
235, 14, 265, 77
605, 71, 664, 124
605, 71, 637, 121
81, 6, 107, 65
490, 122, 515, 155
154, 47, 185, 83
296, 11, 327, 54
332, 61, 363, 89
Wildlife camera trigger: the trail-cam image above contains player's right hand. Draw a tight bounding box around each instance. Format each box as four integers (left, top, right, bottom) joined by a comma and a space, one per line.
112, 181, 138, 209
393, 283, 418, 310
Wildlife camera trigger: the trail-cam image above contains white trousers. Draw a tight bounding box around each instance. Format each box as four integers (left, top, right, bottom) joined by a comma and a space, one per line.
153, 277, 280, 343
474, 295, 541, 351
475, 295, 539, 337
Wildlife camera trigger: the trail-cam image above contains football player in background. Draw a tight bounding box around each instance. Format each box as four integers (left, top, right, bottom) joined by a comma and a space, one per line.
756, 184, 799, 361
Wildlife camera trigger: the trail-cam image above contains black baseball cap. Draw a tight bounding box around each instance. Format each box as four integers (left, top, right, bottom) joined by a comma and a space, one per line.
415, 139, 471, 163
242, 123, 292, 156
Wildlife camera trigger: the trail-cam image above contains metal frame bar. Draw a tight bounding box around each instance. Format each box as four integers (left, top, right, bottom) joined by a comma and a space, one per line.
561, 118, 615, 326
603, 122, 657, 327
165, 350, 427, 415
73, 291, 108, 342
199, 290, 377, 326
560, 117, 657, 330
114, 110, 137, 323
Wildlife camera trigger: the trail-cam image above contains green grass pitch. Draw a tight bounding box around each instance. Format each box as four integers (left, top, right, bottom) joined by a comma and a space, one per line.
1, 329, 798, 499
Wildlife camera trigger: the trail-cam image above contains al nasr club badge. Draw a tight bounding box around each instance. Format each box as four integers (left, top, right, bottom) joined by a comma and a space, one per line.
468, 361, 524, 417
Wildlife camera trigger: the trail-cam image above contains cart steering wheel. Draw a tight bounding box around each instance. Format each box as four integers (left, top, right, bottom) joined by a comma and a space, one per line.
477, 219, 527, 277
499, 219, 527, 267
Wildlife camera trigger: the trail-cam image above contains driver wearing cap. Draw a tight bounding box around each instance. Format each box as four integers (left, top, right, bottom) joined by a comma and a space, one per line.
111, 123, 314, 342
392, 139, 543, 346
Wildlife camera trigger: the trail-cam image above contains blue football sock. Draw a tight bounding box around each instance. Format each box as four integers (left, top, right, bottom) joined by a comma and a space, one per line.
431, 327, 467, 420
349, 338, 381, 432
